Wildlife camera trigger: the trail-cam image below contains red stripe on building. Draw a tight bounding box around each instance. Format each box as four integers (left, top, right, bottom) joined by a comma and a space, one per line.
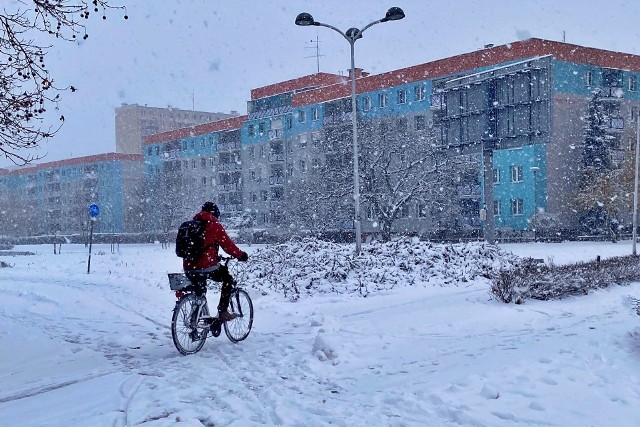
250, 73, 349, 100
144, 115, 247, 145
292, 38, 640, 107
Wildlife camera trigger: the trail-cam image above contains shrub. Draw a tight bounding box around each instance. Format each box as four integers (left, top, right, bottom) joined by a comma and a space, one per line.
491, 255, 640, 303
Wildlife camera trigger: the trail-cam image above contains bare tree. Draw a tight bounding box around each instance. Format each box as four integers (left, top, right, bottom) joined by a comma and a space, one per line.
359, 120, 454, 241
1, 1, 127, 164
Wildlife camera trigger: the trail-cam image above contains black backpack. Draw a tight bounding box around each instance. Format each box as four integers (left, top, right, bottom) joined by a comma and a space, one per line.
175, 219, 207, 261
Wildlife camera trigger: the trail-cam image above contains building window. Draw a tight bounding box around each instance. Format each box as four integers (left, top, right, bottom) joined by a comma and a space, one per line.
493, 168, 501, 184
248, 124, 255, 137
299, 134, 308, 148
191, 141, 195, 149
396, 117, 408, 132
378, 93, 388, 108
312, 158, 321, 170
585, 70, 593, 86
201, 158, 206, 167
494, 200, 501, 216
414, 85, 426, 101
397, 89, 407, 104
510, 165, 523, 183
261, 190, 268, 201
414, 115, 425, 130
147, 147, 152, 156
629, 76, 637, 91
287, 163, 294, 176
362, 96, 371, 111
285, 116, 293, 130
248, 147, 255, 158
258, 122, 265, 135
299, 160, 307, 173
202, 177, 207, 186
155, 146, 160, 155
298, 110, 306, 123
312, 107, 319, 121
511, 198, 524, 216
417, 203, 427, 218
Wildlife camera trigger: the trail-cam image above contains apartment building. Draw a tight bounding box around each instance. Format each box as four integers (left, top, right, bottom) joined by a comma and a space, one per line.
6, 38, 640, 240
0, 153, 144, 237
115, 103, 238, 155
143, 38, 640, 239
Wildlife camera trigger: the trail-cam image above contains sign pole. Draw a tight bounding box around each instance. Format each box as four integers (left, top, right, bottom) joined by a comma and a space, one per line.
87, 218, 94, 274
87, 203, 100, 274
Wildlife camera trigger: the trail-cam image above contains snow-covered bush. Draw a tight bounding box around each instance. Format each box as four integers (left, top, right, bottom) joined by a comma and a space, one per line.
240, 238, 521, 300
491, 255, 640, 302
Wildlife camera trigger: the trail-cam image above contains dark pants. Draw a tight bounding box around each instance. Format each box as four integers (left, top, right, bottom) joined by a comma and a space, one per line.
185, 265, 235, 313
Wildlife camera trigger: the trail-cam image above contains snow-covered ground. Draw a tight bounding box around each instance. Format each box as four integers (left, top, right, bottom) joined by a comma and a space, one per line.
1, 240, 639, 426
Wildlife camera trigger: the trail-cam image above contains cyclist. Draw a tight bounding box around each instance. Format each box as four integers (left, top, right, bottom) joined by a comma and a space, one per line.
183, 201, 249, 321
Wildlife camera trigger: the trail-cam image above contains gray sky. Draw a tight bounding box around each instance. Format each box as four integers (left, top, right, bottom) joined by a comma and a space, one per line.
3, 0, 640, 167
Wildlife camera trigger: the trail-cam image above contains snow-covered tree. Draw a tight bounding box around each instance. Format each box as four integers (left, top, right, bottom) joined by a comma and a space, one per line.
359, 120, 450, 241
282, 116, 460, 242
0, 1, 127, 164
575, 89, 622, 234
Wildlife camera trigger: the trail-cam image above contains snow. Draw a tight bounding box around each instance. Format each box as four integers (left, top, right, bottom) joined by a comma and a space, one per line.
1, 240, 640, 426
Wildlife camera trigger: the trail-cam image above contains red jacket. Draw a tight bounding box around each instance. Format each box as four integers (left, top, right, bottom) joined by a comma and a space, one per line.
183, 211, 244, 271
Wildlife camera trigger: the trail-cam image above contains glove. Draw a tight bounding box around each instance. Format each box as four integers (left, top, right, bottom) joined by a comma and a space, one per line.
238, 252, 249, 262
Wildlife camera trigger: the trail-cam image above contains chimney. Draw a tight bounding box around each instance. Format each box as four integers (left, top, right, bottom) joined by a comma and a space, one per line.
349, 68, 368, 79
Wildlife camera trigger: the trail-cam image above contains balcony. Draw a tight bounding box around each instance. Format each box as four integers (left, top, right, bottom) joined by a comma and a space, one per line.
268, 129, 283, 140
457, 184, 481, 198
269, 176, 285, 185
217, 183, 240, 192
268, 153, 285, 163
218, 163, 241, 172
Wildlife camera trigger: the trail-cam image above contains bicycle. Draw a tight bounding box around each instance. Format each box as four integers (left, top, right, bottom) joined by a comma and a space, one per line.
168, 256, 253, 355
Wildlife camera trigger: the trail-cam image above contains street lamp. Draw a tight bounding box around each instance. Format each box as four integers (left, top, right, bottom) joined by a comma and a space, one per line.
295, 7, 405, 255
530, 166, 540, 242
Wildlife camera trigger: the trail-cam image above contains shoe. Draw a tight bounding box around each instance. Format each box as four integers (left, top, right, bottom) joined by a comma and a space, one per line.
209, 319, 222, 337
218, 311, 239, 322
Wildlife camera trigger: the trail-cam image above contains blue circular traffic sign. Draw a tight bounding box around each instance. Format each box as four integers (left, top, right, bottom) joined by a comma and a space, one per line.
89, 203, 100, 217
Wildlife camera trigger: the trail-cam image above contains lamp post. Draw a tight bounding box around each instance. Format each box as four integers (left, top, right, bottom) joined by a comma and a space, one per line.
295, 7, 405, 255
633, 117, 640, 255
530, 166, 540, 242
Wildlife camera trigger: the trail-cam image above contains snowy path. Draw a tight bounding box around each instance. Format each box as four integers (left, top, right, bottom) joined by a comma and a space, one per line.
1, 242, 640, 426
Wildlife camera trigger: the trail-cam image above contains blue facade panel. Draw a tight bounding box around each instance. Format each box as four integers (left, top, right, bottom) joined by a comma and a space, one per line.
491, 145, 547, 230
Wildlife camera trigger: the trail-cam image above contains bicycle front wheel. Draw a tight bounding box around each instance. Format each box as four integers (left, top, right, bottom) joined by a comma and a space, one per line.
224, 289, 253, 343
171, 294, 207, 355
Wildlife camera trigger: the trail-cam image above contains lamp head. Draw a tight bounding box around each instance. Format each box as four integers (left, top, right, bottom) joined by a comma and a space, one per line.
295, 12, 316, 26
381, 7, 405, 22
345, 27, 362, 41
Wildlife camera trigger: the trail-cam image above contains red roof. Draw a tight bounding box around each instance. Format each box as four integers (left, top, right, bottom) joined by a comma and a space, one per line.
0, 153, 143, 176
144, 115, 247, 145
292, 38, 640, 107
250, 73, 349, 100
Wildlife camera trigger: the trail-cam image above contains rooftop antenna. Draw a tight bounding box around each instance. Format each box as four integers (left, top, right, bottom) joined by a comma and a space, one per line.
192, 88, 195, 111
563, 30, 566, 42
305, 34, 325, 73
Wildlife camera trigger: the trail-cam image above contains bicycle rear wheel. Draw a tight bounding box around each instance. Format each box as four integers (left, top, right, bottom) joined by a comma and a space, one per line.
171, 294, 207, 355
224, 289, 253, 343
